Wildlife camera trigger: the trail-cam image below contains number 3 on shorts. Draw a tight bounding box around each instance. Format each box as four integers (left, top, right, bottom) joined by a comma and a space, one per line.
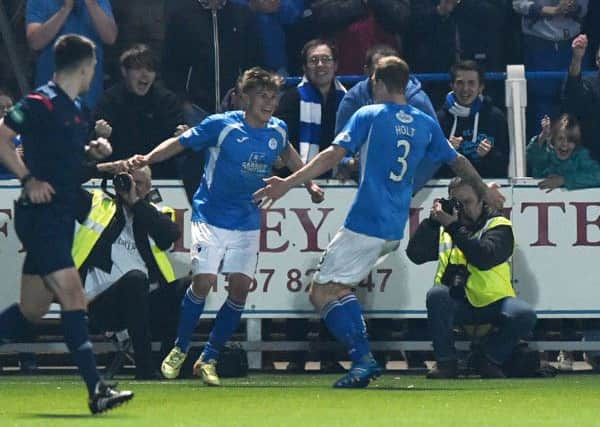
389, 139, 410, 182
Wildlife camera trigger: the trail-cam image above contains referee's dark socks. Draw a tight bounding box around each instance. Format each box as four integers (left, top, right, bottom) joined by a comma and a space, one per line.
61, 310, 100, 395
0, 303, 34, 343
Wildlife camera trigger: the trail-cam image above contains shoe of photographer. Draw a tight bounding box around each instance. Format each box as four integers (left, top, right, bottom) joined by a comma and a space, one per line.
477, 357, 506, 378
286, 360, 306, 373
321, 359, 346, 374
426, 360, 458, 379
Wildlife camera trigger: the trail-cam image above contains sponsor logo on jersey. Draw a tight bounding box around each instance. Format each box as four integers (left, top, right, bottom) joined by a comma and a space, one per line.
242, 152, 269, 175
236, 136, 249, 143
396, 110, 414, 124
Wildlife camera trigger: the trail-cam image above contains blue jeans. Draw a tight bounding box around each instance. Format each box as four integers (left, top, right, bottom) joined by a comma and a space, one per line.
426, 286, 537, 364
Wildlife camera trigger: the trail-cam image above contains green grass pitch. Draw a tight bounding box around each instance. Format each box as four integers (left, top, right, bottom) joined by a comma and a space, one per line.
1, 374, 599, 426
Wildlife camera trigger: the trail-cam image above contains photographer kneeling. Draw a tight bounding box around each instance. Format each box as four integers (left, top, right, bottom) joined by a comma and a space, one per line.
407, 177, 536, 378
73, 165, 187, 379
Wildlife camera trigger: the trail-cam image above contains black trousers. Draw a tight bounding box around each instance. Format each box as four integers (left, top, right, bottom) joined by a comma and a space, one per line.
88, 270, 190, 377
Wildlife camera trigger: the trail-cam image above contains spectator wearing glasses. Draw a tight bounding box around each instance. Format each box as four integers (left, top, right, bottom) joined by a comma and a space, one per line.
275, 39, 347, 373
276, 39, 346, 174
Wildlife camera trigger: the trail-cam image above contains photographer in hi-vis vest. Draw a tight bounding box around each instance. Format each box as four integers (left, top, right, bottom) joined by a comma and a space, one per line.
73, 163, 189, 379
407, 177, 536, 379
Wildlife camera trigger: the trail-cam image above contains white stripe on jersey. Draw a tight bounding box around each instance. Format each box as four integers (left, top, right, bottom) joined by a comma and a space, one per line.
269, 123, 287, 143
205, 124, 239, 189
359, 124, 374, 184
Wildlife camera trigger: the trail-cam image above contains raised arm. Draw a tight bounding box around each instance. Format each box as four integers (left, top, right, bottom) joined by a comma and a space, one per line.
254, 145, 345, 207
280, 143, 325, 203
84, 0, 118, 45
128, 137, 186, 169
26, 1, 74, 51
448, 154, 505, 208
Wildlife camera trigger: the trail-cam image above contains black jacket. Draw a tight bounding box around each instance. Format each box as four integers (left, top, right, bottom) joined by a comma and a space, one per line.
454, 0, 516, 71
162, 0, 261, 113
436, 96, 509, 178
94, 82, 184, 179
76, 191, 181, 285
406, 1, 458, 73
562, 72, 600, 162
311, 0, 410, 34
406, 210, 513, 271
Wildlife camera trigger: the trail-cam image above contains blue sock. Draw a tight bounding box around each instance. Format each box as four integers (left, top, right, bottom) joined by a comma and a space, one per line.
175, 285, 206, 352
61, 310, 100, 396
339, 294, 372, 361
321, 300, 364, 364
0, 304, 34, 343
202, 298, 245, 361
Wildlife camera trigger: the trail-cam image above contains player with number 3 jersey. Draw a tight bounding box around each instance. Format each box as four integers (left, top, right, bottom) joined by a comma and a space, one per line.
254, 56, 504, 388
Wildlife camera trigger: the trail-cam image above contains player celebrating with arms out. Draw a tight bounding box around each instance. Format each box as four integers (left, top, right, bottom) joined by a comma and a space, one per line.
254, 56, 504, 388
128, 67, 323, 385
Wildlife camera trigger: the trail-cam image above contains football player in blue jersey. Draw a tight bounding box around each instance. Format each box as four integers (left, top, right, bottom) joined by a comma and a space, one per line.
128, 67, 324, 385
254, 56, 504, 388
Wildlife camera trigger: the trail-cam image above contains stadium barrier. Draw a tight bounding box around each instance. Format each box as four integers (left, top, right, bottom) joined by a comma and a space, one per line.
1, 178, 600, 367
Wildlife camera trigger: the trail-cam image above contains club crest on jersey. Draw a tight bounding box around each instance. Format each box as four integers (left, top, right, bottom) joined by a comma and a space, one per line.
268, 138, 278, 150
396, 110, 414, 124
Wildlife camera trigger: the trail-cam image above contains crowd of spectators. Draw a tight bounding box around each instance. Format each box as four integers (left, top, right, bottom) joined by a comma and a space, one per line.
1, 0, 598, 186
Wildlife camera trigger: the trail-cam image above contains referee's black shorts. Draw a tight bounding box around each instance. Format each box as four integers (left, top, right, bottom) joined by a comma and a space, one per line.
14, 201, 76, 276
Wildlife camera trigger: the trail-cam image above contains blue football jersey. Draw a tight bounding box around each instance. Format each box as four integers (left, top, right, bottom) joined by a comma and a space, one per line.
179, 111, 289, 230
334, 103, 458, 240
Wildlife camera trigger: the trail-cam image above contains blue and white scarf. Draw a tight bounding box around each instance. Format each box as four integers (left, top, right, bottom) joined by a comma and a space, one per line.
298, 77, 346, 163
444, 92, 484, 143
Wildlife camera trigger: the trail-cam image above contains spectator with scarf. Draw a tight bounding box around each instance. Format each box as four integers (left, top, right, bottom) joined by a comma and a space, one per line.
276, 39, 346, 176
275, 39, 346, 373
436, 60, 509, 179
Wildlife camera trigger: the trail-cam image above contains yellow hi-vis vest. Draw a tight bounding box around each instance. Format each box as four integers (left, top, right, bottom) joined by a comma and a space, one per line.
72, 190, 176, 283
434, 216, 515, 308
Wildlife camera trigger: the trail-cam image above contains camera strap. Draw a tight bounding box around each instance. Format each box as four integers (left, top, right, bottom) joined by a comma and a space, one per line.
448, 244, 469, 270
100, 177, 117, 199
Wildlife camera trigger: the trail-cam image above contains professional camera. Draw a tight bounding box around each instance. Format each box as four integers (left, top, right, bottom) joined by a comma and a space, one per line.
440, 263, 470, 299
438, 197, 462, 215
113, 173, 132, 193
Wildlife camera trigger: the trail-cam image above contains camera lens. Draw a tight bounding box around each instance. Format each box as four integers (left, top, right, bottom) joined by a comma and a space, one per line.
113, 173, 131, 192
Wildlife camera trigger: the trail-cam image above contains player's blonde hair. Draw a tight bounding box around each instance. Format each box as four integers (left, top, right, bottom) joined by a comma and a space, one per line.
239, 67, 284, 94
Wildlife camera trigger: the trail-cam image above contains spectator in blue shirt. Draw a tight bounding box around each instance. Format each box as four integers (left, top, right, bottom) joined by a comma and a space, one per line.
26, 0, 118, 108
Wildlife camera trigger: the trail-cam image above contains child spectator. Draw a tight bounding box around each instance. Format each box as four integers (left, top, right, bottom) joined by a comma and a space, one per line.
527, 113, 600, 191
